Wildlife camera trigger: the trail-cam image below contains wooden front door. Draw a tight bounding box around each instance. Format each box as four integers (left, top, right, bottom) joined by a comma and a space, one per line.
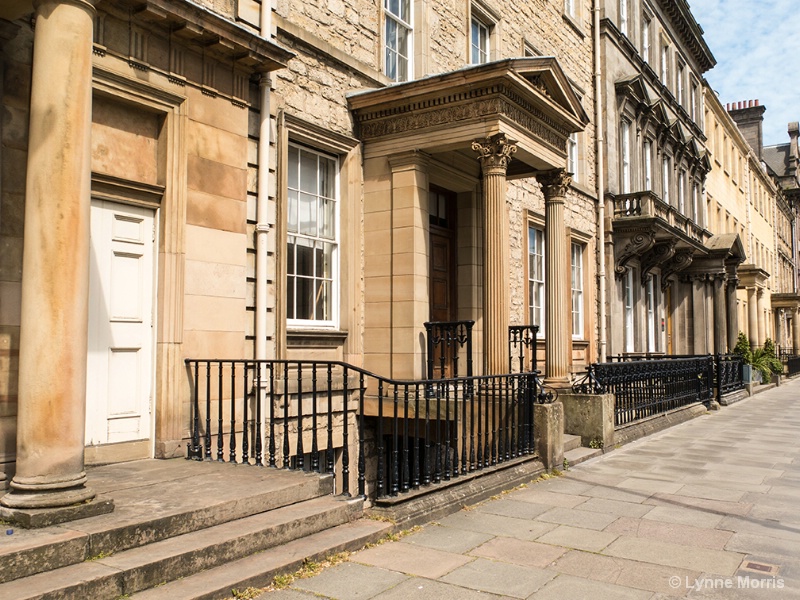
428, 186, 457, 377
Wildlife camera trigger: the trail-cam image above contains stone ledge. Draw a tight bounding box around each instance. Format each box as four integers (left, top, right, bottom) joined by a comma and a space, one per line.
720, 389, 749, 406
0, 498, 115, 529
368, 457, 545, 529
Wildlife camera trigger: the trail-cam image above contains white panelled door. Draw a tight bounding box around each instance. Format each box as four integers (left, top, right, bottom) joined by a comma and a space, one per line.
86, 200, 156, 447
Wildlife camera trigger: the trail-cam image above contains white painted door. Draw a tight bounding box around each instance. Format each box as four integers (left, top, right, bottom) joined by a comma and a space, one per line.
86, 200, 156, 446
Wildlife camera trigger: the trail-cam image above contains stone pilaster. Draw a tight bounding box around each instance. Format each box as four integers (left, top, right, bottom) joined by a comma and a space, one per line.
726, 277, 738, 352
472, 134, 516, 374
712, 274, 726, 354
539, 169, 572, 387
757, 288, 767, 346
748, 287, 759, 347
2, 0, 97, 510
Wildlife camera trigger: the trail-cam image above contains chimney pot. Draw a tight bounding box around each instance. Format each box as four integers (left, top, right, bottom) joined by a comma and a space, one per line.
755, 99, 759, 106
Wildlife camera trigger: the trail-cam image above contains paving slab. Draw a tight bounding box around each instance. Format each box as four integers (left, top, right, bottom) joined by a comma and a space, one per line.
535, 524, 619, 552
469, 536, 568, 568
401, 525, 493, 554
641, 504, 726, 529
603, 536, 746, 576
290, 562, 408, 600
549, 550, 701, 596
440, 557, 555, 598
370, 577, 507, 600
673, 484, 747, 503
352, 541, 472, 579
436, 510, 557, 541
531, 573, 652, 600
605, 516, 734, 550
572, 496, 655, 518
534, 506, 620, 530
507, 488, 588, 508
474, 498, 554, 520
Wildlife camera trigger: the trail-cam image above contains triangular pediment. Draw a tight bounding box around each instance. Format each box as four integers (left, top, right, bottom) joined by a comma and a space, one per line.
616, 74, 652, 106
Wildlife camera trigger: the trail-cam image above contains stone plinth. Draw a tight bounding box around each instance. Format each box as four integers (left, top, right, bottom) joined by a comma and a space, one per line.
533, 401, 564, 470
560, 393, 615, 450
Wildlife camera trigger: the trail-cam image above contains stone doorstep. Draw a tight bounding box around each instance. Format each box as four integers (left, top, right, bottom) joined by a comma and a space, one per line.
563, 433, 582, 453
128, 519, 393, 600
0, 469, 334, 585
563, 446, 602, 467
0, 498, 115, 529
0, 495, 365, 600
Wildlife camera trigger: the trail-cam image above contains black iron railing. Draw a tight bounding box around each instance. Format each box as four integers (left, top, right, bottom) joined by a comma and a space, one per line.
424, 320, 474, 379
509, 325, 539, 373
572, 356, 714, 427
716, 354, 745, 398
184, 359, 545, 499
787, 356, 800, 378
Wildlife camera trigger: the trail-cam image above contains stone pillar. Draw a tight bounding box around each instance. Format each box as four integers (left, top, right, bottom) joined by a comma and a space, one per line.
1, 0, 97, 510
793, 307, 800, 353
726, 277, 738, 352
713, 275, 726, 354
539, 170, 572, 387
757, 288, 767, 346
692, 276, 707, 354
748, 287, 759, 347
533, 402, 564, 470
472, 134, 516, 374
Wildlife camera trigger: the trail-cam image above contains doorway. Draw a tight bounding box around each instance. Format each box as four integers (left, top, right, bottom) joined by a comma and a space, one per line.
85, 200, 156, 453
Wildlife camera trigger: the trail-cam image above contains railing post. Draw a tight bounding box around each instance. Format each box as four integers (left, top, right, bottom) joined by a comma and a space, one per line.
715, 353, 722, 404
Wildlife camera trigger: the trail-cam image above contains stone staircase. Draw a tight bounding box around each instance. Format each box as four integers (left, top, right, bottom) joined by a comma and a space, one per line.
0, 460, 392, 600
563, 433, 602, 466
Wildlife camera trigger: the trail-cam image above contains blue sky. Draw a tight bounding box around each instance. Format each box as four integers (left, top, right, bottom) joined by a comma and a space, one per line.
689, 0, 799, 147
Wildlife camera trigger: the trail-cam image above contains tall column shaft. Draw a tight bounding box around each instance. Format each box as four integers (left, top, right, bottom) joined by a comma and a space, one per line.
713, 275, 726, 354
472, 134, 516, 374
691, 277, 707, 354
793, 308, 800, 353
748, 287, 759, 347
757, 289, 767, 346
540, 170, 572, 386
2, 0, 96, 509
725, 278, 738, 352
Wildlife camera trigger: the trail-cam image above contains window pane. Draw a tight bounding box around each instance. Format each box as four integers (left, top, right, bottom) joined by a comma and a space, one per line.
287, 189, 298, 233
299, 192, 317, 236
300, 150, 317, 195
296, 276, 313, 320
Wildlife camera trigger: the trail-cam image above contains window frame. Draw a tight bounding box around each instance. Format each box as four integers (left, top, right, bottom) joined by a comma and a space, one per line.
621, 120, 632, 194
527, 223, 546, 335
624, 268, 636, 353
571, 242, 585, 340
286, 143, 341, 329
643, 138, 653, 190
641, 14, 651, 62
567, 132, 579, 182
470, 15, 491, 65
662, 154, 671, 204
645, 274, 657, 353
619, 0, 629, 36
383, 0, 413, 82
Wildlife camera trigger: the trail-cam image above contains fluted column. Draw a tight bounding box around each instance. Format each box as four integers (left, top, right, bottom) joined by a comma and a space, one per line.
725, 277, 738, 352
713, 275, 726, 354
2, 0, 97, 509
757, 288, 767, 346
472, 134, 516, 374
793, 307, 800, 353
539, 169, 572, 387
692, 276, 708, 354
748, 287, 759, 347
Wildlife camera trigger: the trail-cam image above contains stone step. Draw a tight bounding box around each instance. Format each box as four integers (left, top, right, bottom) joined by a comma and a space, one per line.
0, 495, 363, 600
562, 433, 582, 453
564, 446, 603, 467
0, 466, 332, 584
130, 519, 393, 600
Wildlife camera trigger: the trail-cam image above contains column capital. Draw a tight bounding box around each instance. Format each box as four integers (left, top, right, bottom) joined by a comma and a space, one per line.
538, 169, 572, 200
472, 133, 517, 175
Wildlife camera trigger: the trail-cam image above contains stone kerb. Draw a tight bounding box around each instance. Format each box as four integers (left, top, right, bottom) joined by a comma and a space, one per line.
533, 401, 564, 470
559, 393, 615, 451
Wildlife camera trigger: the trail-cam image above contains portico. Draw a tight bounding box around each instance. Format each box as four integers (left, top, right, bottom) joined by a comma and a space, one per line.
348, 58, 588, 383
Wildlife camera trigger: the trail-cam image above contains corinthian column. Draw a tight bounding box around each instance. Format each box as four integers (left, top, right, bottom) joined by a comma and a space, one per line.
713, 274, 726, 354
757, 288, 767, 347
472, 134, 516, 374
539, 169, 572, 387
793, 307, 800, 354
1, 0, 98, 511
725, 276, 738, 352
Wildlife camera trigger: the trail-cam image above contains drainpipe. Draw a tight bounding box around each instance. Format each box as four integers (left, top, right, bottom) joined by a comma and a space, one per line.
593, 0, 607, 362
255, 1, 273, 362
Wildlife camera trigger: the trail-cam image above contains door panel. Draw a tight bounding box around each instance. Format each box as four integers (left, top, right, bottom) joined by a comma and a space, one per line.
86, 200, 155, 447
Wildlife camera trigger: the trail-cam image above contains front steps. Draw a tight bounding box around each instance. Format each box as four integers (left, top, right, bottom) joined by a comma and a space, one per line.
563, 433, 602, 466
0, 460, 392, 600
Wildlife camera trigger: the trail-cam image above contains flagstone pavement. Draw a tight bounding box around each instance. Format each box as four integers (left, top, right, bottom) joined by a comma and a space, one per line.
260, 378, 800, 599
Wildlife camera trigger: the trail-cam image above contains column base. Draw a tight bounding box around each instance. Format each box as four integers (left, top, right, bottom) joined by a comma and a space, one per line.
1, 471, 96, 509
543, 376, 572, 390
0, 497, 114, 528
